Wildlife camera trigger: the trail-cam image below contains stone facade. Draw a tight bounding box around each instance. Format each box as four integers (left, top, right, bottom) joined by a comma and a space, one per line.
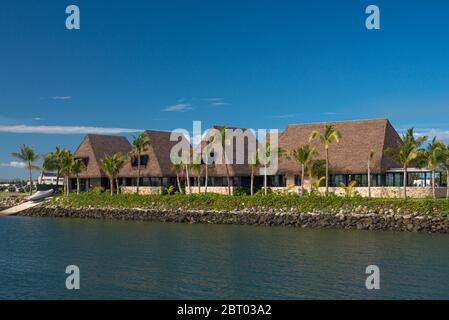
121, 186, 162, 195
316, 186, 448, 198
186, 187, 235, 195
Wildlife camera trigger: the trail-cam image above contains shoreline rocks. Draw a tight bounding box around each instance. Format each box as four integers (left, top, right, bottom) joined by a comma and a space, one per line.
18, 206, 449, 234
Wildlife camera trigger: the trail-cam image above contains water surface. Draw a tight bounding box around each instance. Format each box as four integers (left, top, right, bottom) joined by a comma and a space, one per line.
0, 216, 448, 299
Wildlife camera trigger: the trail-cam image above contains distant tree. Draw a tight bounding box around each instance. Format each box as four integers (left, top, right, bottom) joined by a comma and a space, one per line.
423, 138, 446, 199
171, 161, 184, 194
309, 125, 341, 194
385, 128, 427, 199
59, 149, 74, 196
101, 154, 126, 196
11, 144, 41, 195
292, 145, 315, 196
248, 151, 260, 196
441, 143, 449, 199
259, 143, 286, 196
130, 133, 151, 195
71, 158, 86, 195
367, 150, 374, 199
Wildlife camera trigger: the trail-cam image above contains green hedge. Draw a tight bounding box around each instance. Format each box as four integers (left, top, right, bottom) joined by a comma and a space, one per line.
48, 192, 449, 216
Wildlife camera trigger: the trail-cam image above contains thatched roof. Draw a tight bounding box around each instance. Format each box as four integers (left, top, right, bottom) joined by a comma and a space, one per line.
119, 130, 182, 177
277, 118, 402, 175
73, 134, 132, 178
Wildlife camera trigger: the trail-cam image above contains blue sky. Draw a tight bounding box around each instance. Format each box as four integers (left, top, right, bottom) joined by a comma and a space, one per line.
1, 0, 449, 179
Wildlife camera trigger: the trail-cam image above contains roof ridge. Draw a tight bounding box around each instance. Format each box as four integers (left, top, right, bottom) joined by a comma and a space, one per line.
287, 118, 388, 127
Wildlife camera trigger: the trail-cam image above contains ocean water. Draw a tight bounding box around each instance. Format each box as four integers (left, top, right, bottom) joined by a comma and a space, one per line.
0, 216, 448, 299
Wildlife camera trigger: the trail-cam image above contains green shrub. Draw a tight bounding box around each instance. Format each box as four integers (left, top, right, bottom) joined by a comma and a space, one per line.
233, 187, 250, 196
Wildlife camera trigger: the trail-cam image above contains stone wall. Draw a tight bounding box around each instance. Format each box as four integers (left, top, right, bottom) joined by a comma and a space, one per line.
317, 186, 448, 198
20, 206, 449, 234
186, 187, 234, 195
121, 186, 162, 195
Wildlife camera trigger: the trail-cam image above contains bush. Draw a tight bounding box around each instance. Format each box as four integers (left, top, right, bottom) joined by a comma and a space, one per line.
88, 186, 105, 194
162, 185, 176, 195
233, 187, 250, 196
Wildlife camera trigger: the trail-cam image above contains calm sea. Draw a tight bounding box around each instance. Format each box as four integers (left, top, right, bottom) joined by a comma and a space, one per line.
0, 216, 448, 299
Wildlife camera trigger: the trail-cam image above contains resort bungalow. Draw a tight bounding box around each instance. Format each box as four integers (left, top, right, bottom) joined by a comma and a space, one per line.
70, 119, 448, 198
71, 134, 132, 191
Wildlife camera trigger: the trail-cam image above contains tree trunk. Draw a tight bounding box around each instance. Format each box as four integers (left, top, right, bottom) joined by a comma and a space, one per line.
403, 165, 407, 199
185, 165, 191, 194
264, 164, 267, 196
116, 178, 120, 195
205, 164, 208, 194
447, 169, 449, 199
66, 176, 70, 196
325, 148, 329, 194
176, 173, 182, 194
301, 165, 305, 196
368, 159, 371, 199
136, 154, 141, 195
432, 169, 436, 199
110, 178, 114, 196
250, 167, 254, 196
76, 176, 80, 195
28, 162, 33, 195
198, 176, 201, 193
225, 164, 231, 195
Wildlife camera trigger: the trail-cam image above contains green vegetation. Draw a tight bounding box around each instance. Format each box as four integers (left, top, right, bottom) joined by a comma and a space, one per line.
49, 192, 449, 216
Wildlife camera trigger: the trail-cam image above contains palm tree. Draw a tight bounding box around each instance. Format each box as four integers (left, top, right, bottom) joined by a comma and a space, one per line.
11, 144, 41, 195
424, 138, 445, 199
130, 133, 151, 195
248, 151, 260, 196
367, 150, 374, 199
202, 137, 214, 194
441, 143, 449, 198
309, 125, 341, 194
171, 162, 184, 194
54, 146, 65, 187
385, 128, 427, 199
58, 149, 74, 196
190, 160, 202, 193
217, 126, 232, 195
259, 143, 286, 195
292, 145, 315, 196
340, 180, 357, 197
101, 154, 126, 196
71, 159, 86, 195
41, 152, 59, 183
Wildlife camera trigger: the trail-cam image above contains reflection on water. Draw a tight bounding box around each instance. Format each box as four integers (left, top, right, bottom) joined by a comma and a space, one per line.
0, 216, 448, 299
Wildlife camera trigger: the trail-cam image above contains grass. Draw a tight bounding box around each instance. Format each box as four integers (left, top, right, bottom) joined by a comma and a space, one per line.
0, 192, 27, 199
48, 192, 449, 216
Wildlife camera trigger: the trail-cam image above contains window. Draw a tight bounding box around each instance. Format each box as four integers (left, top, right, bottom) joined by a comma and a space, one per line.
131, 155, 149, 167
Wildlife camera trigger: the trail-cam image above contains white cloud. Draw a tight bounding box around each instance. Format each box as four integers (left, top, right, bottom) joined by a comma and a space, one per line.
0, 161, 27, 168
414, 128, 449, 141
272, 113, 300, 119
33, 117, 42, 121
52, 96, 72, 100
0, 125, 142, 135
211, 102, 229, 106
162, 103, 192, 112
201, 98, 224, 102
323, 112, 338, 115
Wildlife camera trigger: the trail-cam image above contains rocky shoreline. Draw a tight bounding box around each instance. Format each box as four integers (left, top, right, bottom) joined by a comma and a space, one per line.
18, 206, 449, 233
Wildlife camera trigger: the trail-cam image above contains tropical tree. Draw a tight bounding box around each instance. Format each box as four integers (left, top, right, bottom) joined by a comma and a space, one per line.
71, 159, 86, 195
423, 138, 446, 199
259, 143, 286, 195
441, 143, 449, 198
292, 145, 315, 196
58, 149, 74, 196
340, 180, 357, 197
190, 160, 202, 193
309, 124, 341, 194
385, 128, 427, 199
217, 126, 232, 195
248, 151, 260, 196
130, 133, 151, 195
367, 150, 374, 199
41, 151, 59, 181
101, 153, 126, 196
54, 146, 65, 187
11, 144, 41, 195
171, 162, 184, 194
